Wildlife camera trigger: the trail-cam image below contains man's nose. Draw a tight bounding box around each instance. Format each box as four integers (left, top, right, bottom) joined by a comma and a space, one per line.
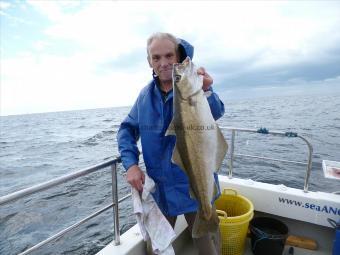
160, 57, 169, 67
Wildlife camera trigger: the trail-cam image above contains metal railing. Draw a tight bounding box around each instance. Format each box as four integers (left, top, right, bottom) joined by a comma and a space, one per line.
0, 157, 127, 255
0, 126, 313, 254
221, 126, 313, 192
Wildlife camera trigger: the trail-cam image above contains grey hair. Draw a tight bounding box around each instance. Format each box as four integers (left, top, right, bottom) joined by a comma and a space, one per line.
146, 32, 179, 57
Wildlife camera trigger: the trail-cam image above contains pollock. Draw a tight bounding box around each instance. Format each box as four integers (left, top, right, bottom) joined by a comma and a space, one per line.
166, 57, 228, 238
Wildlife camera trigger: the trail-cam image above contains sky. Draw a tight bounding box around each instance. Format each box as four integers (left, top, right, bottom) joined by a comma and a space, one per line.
1, 0, 340, 116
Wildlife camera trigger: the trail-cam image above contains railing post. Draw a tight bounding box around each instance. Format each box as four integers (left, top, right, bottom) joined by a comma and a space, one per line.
303, 140, 313, 193
111, 162, 120, 245
228, 129, 236, 178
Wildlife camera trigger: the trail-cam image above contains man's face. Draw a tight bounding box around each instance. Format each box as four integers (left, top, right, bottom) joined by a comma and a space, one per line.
148, 38, 179, 84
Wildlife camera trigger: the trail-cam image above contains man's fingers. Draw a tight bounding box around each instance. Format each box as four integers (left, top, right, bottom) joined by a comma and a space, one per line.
135, 179, 143, 191
197, 67, 213, 89
129, 177, 143, 191
197, 67, 206, 75
126, 165, 144, 191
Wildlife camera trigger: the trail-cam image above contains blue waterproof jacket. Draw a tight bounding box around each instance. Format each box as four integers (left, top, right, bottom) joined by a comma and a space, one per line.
117, 39, 225, 216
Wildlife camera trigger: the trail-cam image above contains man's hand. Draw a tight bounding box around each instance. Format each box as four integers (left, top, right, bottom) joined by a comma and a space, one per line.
197, 67, 213, 91
126, 165, 145, 191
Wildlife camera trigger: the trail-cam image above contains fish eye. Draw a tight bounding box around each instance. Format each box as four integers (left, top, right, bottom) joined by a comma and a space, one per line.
175, 75, 181, 83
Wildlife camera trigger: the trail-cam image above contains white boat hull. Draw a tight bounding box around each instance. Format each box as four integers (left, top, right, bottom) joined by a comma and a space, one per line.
219, 175, 340, 228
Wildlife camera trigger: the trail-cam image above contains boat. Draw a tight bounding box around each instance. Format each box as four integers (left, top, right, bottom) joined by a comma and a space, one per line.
1, 127, 339, 255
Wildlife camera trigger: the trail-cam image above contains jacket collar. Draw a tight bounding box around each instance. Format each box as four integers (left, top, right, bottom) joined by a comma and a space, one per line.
152, 76, 173, 102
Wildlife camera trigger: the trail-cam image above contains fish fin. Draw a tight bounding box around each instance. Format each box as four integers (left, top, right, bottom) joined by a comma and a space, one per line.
192, 205, 220, 239
214, 125, 228, 173
165, 119, 176, 136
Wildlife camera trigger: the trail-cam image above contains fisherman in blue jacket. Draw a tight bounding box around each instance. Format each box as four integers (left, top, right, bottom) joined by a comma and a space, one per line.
117, 32, 225, 254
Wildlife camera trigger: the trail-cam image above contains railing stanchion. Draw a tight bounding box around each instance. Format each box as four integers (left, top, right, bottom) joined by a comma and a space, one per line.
228, 129, 236, 178
111, 162, 120, 245
302, 138, 313, 192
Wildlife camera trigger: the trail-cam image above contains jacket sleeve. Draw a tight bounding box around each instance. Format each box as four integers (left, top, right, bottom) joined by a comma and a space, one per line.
117, 99, 140, 171
205, 86, 225, 120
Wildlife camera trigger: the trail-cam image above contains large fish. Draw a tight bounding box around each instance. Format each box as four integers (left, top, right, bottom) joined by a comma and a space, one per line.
165, 57, 228, 238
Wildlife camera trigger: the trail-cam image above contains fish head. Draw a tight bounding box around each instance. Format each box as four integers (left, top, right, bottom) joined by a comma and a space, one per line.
172, 57, 203, 100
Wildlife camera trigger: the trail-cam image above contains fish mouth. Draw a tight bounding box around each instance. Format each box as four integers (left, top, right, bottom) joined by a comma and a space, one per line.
173, 57, 192, 73
173, 63, 186, 73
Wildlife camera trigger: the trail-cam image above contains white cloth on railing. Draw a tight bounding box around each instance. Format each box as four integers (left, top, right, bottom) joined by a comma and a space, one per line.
132, 174, 176, 255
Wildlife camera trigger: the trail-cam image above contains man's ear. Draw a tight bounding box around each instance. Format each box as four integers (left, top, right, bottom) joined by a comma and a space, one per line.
147, 56, 152, 68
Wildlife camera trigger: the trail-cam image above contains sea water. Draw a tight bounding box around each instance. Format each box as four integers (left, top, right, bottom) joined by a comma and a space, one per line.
1, 93, 339, 255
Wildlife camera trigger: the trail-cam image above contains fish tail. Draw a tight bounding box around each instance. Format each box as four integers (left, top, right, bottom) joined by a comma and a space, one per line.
192, 207, 220, 239
202, 202, 213, 220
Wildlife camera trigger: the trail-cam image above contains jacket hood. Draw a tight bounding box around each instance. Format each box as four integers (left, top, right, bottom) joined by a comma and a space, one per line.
177, 38, 194, 62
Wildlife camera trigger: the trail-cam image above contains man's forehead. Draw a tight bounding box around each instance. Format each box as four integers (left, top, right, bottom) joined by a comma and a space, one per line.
149, 38, 177, 55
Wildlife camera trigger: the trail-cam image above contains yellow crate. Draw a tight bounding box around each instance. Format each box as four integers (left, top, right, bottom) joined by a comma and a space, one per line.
215, 189, 254, 255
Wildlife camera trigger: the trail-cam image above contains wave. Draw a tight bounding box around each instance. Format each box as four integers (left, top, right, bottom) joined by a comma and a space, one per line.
42, 191, 70, 200
81, 130, 116, 146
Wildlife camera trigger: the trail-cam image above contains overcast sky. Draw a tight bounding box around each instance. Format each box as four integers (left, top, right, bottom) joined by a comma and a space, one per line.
1, 0, 340, 116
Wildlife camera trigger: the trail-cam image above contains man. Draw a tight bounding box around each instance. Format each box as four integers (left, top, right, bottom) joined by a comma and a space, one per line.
117, 32, 225, 254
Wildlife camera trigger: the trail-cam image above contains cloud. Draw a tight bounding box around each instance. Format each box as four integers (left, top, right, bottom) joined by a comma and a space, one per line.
1, 51, 151, 115
29, 1, 149, 57
1, 1, 340, 115
0, 3, 33, 25
0, 1, 11, 10
211, 41, 340, 90
27, 0, 65, 21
